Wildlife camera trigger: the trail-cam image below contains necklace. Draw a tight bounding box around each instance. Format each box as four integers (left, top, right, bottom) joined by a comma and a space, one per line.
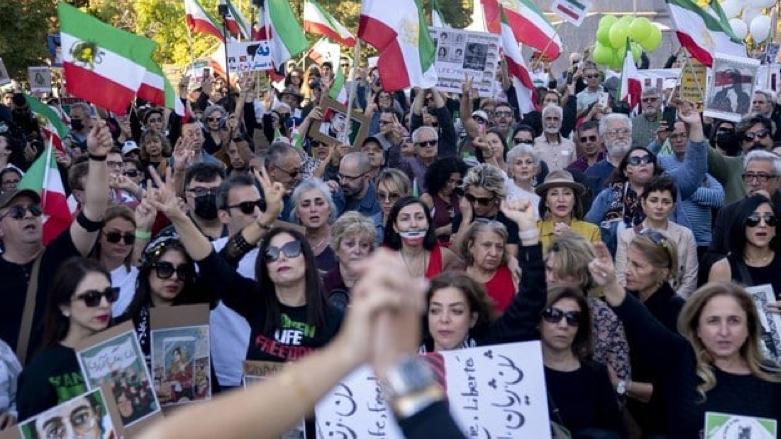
401, 250, 428, 278
309, 235, 328, 252
744, 251, 774, 265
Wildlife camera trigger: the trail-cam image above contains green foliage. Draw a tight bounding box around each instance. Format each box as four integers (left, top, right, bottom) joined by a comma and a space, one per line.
0, 0, 55, 80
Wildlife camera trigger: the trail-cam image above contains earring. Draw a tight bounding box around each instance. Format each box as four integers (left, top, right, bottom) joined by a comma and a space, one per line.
63, 311, 70, 317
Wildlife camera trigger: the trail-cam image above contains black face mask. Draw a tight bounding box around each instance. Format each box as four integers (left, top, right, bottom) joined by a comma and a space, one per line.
71, 119, 84, 131
716, 131, 740, 156
193, 194, 218, 220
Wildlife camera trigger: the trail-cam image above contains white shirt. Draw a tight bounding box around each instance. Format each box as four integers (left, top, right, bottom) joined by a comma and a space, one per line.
110, 265, 139, 317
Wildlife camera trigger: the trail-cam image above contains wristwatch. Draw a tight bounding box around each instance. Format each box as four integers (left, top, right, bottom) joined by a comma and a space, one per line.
616, 379, 627, 396
384, 356, 444, 420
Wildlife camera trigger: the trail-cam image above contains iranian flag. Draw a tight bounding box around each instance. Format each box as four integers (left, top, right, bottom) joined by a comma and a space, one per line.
17, 145, 71, 245
264, 0, 309, 66
138, 59, 186, 116
499, 7, 537, 115
665, 0, 745, 67
303, 0, 356, 47
619, 39, 642, 111
431, 0, 450, 28
23, 94, 68, 152
59, 3, 157, 115
482, 0, 562, 60
359, 0, 438, 92
184, 0, 224, 41
329, 67, 348, 105
225, 0, 252, 39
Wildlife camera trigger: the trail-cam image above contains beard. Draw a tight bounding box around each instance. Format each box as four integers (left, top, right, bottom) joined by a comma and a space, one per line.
606, 140, 630, 157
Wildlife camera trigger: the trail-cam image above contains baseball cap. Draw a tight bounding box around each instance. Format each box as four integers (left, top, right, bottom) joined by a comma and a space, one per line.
0, 188, 41, 209
471, 110, 489, 122
122, 141, 140, 156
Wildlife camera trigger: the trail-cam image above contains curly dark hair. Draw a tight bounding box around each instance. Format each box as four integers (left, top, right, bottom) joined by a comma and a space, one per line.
424, 157, 468, 197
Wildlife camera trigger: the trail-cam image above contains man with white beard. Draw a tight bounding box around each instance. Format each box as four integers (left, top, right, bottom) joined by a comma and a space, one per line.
631, 87, 663, 149
584, 113, 633, 195
533, 104, 576, 172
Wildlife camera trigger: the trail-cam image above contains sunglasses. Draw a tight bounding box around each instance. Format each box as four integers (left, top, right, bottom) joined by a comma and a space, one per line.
377, 191, 401, 202
585, 74, 600, 79
627, 155, 653, 166
187, 187, 220, 197
472, 117, 487, 124
513, 138, 534, 145
74, 287, 120, 308
104, 231, 135, 245
265, 240, 302, 262
0, 204, 43, 220
541, 307, 581, 327
579, 135, 598, 143
228, 199, 267, 214
642, 97, 658, 103
152, 261, 194, 281
207, 116, 221, 122
744, 130, 770, 141
746, 213, 778, 228
124, 169, 139, 178
416, 140, 437, 148
465, 193, 496, 206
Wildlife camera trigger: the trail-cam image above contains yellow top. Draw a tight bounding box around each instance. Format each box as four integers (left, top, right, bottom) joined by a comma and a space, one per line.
537, 219, 602, 253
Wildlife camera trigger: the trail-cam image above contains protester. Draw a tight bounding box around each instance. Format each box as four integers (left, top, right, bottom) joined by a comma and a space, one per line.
374, 168, 412, 243
420, 157, 468, 244
459, 221, 516, 313
324, 212, 376, 312
536, 170, 600, 251
88, 205, 138, 316
289, 177, 338, 272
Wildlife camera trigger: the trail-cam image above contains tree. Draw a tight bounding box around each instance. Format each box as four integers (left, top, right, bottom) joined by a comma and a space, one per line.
0, 0, 56, 80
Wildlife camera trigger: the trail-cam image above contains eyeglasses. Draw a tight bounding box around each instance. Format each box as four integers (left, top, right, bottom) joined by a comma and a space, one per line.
265, 240, 302, 262
186, 187, 219, 197
641, 97, 659, 103
73, 287, 119, 308
0, 203, 43, 220
147, 117, 162, 123
416, 140, 438, 148
104, 231, 135, 245
494, 110, 513, 118
273, 166, 300, 180
746, 213, 778, 228
228, 199, 267, 214
107, 161, 124, 169
744, 130, 770, 141
377, 190, 401, 203
669, 133, 689, 141
604, 128, 631, 138
585, 74, 600, 79
207, 116, 221, 122
513, 138, 534, 145
742, 173, 778, 183
627, 155, 653, 166
124, 169, 139, 178
339, 172, 366, 182
579, 135, 598, 143
472, 117, 487, 124
340, 63, 349, 68
465, 193, 496, 206
152, 261, 194, 281
541, 307, 581, 327
1, 178, 20, 186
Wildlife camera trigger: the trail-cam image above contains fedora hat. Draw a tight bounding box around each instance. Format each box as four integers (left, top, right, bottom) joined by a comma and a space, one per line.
535, 170, 585, 196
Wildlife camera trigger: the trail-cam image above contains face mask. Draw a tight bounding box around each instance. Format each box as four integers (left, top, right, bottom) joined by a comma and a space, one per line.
193, 194, 218, 220
716, 131, 740, 156
71, 119, 84, 131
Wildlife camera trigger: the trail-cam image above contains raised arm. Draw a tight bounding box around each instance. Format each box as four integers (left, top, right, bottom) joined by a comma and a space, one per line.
667, 101, 706, 200
71, 119, 111, 255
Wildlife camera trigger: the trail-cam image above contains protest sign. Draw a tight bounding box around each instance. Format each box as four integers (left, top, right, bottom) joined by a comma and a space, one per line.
704, 412, 776, 439
226, 40, 273, 73
745, 285, 781, 363
551, 0, 592, 27
756, 64, 780, 93
704, 53, 760, 123
429, 28, 500, 98
310, 96, 369, 149
243, 361, 305, 439
681, 59, 707, 104
28, 67, 52, 93
316, 341, 551, 439
0, 58, 10, 87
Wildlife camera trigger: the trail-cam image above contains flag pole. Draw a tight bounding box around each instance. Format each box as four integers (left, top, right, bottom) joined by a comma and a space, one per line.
185, 22, 196, 74
42, 136, 54, 212
530, 21, 562, 72
344, 38, 362, 144
218, 0, 233, 110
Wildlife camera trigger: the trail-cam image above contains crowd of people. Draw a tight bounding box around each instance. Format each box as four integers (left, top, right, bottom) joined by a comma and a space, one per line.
1, 47, 781, 439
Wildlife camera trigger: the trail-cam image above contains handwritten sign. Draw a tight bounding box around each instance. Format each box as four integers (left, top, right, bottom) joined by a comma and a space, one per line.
705, 412, 776, 439
681, 59, 707, 104
428, 27, 500, 98
226, 41, 273, 73
316, 341, 551, 439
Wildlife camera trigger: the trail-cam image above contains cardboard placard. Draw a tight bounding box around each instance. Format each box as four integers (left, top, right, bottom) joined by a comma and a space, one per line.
704, 53, 760, 123
704, 412, 776, 439
150, 304, 211, 410
745, 285, 781, 363
429, 27, 500, 98
75, 321, 162, 436
681, 58, 707, 104
242, 361, 306, 438
28, 67, 51, 94
309, 96, 370, 149
226, 41, 273, 73
316, 341, 551, 439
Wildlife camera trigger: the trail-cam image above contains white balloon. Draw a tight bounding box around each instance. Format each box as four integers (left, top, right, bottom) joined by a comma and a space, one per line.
721, 0, 743, 19
730, 18, 748, 39
748, 0, 776, 8
750, 15, 772, 43
743, 8, 760, 27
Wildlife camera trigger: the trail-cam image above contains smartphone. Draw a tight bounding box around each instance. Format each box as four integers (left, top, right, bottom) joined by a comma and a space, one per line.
202, 67, 211, 81
662, 107, 677, 131
597, 92, 609, 108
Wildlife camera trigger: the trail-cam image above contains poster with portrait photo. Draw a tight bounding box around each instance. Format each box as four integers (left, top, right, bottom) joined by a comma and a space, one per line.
75, 322, 161, 434
745, 285, 781, 363
428, 28, 500, 98
310, 96, 369, 149
243, 361, 306, 439
12, 388, 122, 439
704, 53, 760, 123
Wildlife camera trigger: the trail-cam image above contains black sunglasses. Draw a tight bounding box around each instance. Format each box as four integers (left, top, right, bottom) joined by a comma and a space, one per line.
104, 231, 135, 245
744, 130, 770, 141
541, 307, 581, 327
74, 287, 119, 308
124, 169, 139, 178
513, 138, 534, 145
228, 199, 267, 215
746, 213, 778, 228
416, 140, 437, 147
152, 261, 193, 281
0, 204, 43, 220
465, 193, 496, 206
627, 155, 653, 166
187, 187, 220, 197
579, 135, 598, 143
273, 166, 300, 180
265, 240, 302, 262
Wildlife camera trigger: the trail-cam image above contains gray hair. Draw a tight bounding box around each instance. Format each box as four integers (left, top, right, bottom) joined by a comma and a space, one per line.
412, 126, 438, 143
377, 168, 412, 196
70, 102, 91, 115
329, 211, 377, 251
458, 221, 509, 266
463, 163, 507, 198
506, 144, 540, 166
754, 89, 777, 107
599, 113, 632, 136
265, 142, 298, 169
542, 104, 563, 120
642, 86, 661, 97
203, 105, 226, 121
289, 177, 338, 224
744, 150, 781, 176
340, 151, 371, 174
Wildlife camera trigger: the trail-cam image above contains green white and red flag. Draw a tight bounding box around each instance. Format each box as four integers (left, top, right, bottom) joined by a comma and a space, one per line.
58, 2, 157, 115
184, 0, 224, 40
358, 0, 438, 92
550, 0, 592, 27
499, 7, 537, 114
303, 0, 356, 47
665, 0, 745, 67
225, 0, 252, 39
619, 39, 642, 111
23, 94, 68, 152
264, 0, 309, 66
17, 145, 71, 245
431, 0, 450, 28
329, 67, 348, 105
138, 59, 186, 116
481, 0, 562, 60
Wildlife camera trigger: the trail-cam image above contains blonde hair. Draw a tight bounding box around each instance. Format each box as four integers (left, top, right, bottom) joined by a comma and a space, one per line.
329, 211, 376, 251
630, 231, 679, 282
459, 221, 509, 267
463, 163, 507, 199
546, 233, 597, 293
678, 282, 781, 399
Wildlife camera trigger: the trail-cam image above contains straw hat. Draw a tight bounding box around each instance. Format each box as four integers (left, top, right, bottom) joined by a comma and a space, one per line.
535, 170, 585, 196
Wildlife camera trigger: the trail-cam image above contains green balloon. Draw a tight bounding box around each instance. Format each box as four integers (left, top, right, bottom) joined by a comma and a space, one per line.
629, 17, 652, 42
618, 15, 634, 26
610, 50, 623, 70
631, 42, 642, 62
599, 15, 618, 29
641, 25, 662, 52
609, 22, 630, 49
593, 44, 613, 65
597, 25, 611, 46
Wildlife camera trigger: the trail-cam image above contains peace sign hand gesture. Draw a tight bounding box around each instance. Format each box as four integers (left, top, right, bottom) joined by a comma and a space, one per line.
252, 165, 285, 224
